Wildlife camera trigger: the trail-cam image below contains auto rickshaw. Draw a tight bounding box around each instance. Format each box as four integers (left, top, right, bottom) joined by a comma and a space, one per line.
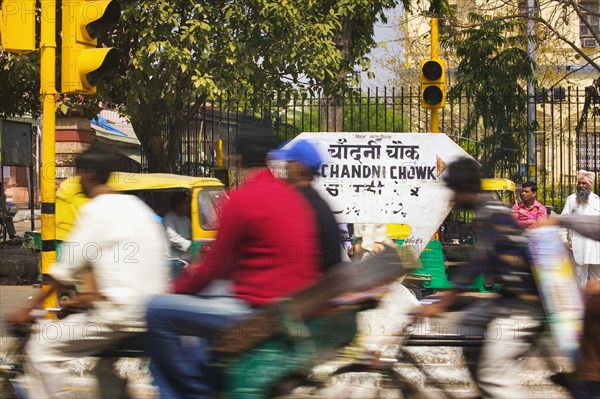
388, 178, 518, 297
481, 177, 518, 207
53, 172, 226, 257
22, 172, 225, 296
35, 172, 224, 302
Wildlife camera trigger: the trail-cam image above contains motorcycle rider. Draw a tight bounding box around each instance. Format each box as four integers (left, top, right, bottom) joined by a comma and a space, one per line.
144, 132, 321, 398
417, 157, 543, 399
9, 146, 170, 398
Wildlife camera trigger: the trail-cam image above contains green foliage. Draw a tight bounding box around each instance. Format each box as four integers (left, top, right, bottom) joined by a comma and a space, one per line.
96, 0, 401, 171
277, 94, 406, 137
55, 93, 103, 119
447, 13, 535, 176
576, 77, 600, 134
343, 97, 407, 132
0, 51, 40, 118
1, 0, 401, 172
401, 0, 450, 15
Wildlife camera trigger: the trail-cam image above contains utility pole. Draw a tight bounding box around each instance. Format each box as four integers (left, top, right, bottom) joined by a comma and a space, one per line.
1, 0, 58, 308
526, 0, 537, 182
2, 0, 121, 309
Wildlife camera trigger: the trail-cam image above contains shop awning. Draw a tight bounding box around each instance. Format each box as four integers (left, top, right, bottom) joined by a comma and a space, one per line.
91, 114, 140, 146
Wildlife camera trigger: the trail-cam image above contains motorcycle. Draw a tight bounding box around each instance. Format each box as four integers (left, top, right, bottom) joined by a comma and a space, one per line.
1, 248, 413, 399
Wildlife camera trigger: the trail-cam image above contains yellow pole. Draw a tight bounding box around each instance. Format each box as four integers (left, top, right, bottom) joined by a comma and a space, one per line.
216, 138, 223, 167
40, 0, 57, 310
431, 17, 439, 133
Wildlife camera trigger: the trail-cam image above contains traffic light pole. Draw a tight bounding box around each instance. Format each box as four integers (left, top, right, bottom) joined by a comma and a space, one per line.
526, 0, 537, 183
430, 18, 439, 133
40, 0, 57, 309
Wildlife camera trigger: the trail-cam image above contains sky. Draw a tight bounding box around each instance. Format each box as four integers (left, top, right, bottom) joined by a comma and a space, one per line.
360, 5, 403, 88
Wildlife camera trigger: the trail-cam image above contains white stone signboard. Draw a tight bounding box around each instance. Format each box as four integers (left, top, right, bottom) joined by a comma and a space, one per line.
281, 132, 473, 249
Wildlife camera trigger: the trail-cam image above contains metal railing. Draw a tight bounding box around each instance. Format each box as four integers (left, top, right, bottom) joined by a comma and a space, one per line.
146, 86, 599, 212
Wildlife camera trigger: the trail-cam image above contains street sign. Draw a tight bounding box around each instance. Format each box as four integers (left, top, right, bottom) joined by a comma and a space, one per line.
0, 120, 32, 166
279, 132, 473, 250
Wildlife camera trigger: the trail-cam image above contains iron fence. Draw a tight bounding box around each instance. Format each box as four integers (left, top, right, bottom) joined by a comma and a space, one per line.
162, 86, 599, 212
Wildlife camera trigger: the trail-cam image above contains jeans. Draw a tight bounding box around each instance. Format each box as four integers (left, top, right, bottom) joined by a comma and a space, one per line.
571, 379, 600, 399
145, 294, 254, 399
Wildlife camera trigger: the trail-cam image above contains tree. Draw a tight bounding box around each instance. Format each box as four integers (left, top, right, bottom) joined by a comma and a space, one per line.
99, 0, 404, 172
0, 51, 40, 118
447, 13, 534, 177
387, 0, 599, 83
1, 1, 407, 172
381, 0, 600, 175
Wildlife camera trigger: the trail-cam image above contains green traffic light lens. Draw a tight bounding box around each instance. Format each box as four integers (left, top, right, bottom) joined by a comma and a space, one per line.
423, 86, 443, 105
422, 60, 443, 81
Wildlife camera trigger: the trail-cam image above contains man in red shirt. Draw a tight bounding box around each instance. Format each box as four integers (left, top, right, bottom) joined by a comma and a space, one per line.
512, 181, 547, 229
145, 133, 321, 398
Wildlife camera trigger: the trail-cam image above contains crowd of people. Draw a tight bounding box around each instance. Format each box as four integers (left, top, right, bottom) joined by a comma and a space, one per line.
4, 139, 599, 399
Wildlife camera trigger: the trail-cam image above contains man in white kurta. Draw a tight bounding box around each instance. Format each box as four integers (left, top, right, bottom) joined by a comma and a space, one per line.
11, 147, 170, 399
561, 170, 600, 287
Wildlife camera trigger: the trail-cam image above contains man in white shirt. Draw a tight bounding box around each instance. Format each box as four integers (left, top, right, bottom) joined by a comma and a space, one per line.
10, 146, 170, 399
354, 223, 394, 259
163, 191, 192, 260
561, 170, 600, 287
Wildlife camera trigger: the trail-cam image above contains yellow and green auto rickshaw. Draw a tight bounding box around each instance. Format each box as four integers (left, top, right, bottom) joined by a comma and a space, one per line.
54, 172, 226, 258
481, 177, 518, 207
387, 178, 518, 296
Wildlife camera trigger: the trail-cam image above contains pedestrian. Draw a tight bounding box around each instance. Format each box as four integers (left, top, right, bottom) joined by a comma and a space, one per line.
271, 138, 344, 270
9, 146, 171, 399
417, 157, 543, 399
560, 169, 600, 287
511, 180, 547, 229
338, 223, 354, 259
0, 182, 21, 244
144, 133, 321, 398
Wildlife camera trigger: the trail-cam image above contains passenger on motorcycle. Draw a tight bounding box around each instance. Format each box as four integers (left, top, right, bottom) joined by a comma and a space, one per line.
270, 138, 345, 270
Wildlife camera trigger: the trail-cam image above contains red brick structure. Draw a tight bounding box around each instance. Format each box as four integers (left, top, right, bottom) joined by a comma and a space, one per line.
55, 117, 94, 185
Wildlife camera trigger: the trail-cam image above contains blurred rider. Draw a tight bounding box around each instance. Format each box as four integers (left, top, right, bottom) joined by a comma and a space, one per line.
418, 157, 542, 399
145, 132, 321, 398
9, 146, 170, 399
271, 138, 344, 270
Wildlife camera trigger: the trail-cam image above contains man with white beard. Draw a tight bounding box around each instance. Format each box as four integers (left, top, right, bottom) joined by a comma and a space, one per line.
561, 170, 600, 287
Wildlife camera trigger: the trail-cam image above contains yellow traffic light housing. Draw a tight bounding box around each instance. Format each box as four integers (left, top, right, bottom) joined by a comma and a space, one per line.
420, 59, 446, 109
0, 0, 36, 53
61, 0, 120, 93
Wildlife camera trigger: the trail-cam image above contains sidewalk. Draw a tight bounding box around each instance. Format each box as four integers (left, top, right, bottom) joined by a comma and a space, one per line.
13, 209, 41, 235
14, 219, 40, 237
0, 213, 41, 285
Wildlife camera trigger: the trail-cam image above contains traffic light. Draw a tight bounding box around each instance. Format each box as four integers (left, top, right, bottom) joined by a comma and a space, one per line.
420, 59, 446, 109
0, 0, 36, 53
61, 0, 120, 93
